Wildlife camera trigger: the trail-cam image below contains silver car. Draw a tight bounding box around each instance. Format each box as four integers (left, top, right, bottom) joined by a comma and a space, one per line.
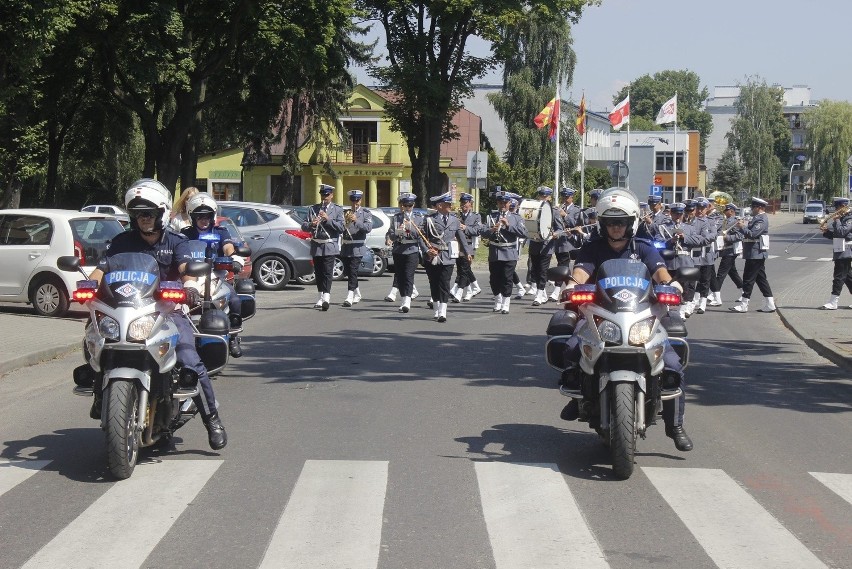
0, 209, 124, 316
81, 204, 130, 227
218, 201, 314, 291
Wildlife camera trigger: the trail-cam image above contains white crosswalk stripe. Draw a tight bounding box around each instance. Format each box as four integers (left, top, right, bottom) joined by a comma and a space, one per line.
4, 460, 847, 569
475, 462, 608, 569
810, 471, 852, 506
0, 459, 51, 499
258, 460, 388, 569
788, 256, 807, 260
643, 467, 829, 569
21, 460, 222, 569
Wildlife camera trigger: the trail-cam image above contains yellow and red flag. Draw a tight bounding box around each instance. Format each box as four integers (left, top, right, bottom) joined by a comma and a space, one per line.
575, 94, 587, 135
534, 97, 560, 141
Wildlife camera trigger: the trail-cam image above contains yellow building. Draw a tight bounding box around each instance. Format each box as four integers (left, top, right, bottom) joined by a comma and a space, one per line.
195, 85, 483, 208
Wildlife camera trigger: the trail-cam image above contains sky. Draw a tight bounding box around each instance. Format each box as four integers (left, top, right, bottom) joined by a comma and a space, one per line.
351, 0, 850, 111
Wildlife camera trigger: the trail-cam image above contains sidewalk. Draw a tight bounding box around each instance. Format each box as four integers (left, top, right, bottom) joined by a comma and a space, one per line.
0, 309, 84, 376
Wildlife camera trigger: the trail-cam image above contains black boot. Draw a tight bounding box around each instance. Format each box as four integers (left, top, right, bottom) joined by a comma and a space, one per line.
90, 393, 102, 420
665, 425, 693, 452
229, 335, 242, 358
203, 412, 228, 450
560, 399, 579, 421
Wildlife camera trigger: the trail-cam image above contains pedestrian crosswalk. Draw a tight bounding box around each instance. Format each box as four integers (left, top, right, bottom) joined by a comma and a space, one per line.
1, 458, 848, 569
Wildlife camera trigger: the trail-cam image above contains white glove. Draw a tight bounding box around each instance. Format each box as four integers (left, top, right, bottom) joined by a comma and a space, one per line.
669, 281, 683, 294
231, 255, 246, 272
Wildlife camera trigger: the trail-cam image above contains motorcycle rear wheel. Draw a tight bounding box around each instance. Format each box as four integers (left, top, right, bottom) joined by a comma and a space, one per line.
609, 382, 637, 480
105, 380, 140, 480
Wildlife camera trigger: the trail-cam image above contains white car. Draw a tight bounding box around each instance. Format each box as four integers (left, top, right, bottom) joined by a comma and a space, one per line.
0, 209, 125, 316
81, 204, 130, 226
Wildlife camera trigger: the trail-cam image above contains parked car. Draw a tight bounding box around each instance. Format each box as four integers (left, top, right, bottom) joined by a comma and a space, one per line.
296, 248, 377, 285
215, 216, 253, 280
81, 204, 130, 227
343, 206, 391, 275
0, 209, 125, 316
803, 203, 825, 224
217, 201, 314, 290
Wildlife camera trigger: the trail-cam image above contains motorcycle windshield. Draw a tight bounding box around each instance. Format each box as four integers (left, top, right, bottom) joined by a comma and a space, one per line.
99, 252, 160, 309
595, 258, 652, 312
180, 240, 211, 261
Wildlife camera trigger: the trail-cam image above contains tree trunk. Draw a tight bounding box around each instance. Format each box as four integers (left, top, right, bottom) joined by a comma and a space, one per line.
45, 118, 62, 207
1, 177, 23, 209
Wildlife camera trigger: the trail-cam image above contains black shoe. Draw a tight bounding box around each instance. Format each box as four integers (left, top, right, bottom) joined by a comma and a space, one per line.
321, 301, 329, 311
559, 367, 581, 390
560, 399, 579, 421
437, 315, 446, 323
204, 412, 228, 450
426, 300, 434, 309
90, 394, 102, 420
229, 336, 243, 358
665, 425, 693, 452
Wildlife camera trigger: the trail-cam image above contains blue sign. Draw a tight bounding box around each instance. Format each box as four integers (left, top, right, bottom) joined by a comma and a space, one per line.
650, 185, 663, 196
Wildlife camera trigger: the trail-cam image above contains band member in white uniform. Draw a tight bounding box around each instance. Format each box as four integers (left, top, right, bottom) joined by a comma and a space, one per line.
300, 184, 345, 311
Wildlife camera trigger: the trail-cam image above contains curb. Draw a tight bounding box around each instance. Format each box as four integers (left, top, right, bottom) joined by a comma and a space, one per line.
776, 308, 852, 371
0, 342, 81, 377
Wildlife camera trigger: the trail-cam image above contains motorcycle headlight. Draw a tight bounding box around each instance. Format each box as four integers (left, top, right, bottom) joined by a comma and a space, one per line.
127, 314, 156, 342
96, 313, 120, 341
629, 317, 655, 346
595, 317, 622, 345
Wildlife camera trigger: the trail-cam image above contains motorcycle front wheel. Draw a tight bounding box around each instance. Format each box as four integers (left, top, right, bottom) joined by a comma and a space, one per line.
105, 380, 140, 480
609, 382, 637, 480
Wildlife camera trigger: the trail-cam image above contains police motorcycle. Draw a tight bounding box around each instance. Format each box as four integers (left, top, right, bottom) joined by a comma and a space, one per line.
181, 233, 255, 361
545, 258, 698, 480
58, 252, 229, 479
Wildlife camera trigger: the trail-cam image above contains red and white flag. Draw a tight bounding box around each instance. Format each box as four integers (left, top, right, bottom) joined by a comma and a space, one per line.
608, 95, 630, 131
655, 94, 677, 125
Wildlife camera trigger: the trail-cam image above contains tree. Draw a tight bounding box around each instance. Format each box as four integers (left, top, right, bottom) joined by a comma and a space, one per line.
487, 11, 576, 190
360, 0, 596, 206
711, 146, 744, 196
614, 70, 712, 161
803, 100, 852, 200
727, 77, 789, 199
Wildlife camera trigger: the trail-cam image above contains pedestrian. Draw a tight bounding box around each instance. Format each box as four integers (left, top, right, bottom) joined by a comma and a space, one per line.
421, 191, 473, 322
301, 184, 345, 311
169, 186, 199, 232
479, 191, 528, 314
819, 196, 852, 310
729, 197, 776, 313
527, 186, 556, 306
450, 192, 483, 302
548, 187, 583, 301
657, 203, 702, 320
709, 204, 744, 307
386, 192, 425, 313
340, 190, 373, 307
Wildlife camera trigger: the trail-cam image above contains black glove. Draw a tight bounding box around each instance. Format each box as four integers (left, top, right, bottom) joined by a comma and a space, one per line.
185, 287, 201, 308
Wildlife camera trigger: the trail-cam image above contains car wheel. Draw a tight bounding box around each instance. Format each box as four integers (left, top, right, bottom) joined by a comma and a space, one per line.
296, 272, 315, 285
332, 257, 345, 280
30, 276, 70, 317
370, 252, 387, 277
253, 255, 292, 291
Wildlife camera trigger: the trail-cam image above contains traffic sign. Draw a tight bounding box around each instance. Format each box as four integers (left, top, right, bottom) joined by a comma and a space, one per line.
654, 176, 662, 185
650, 185, 662, 196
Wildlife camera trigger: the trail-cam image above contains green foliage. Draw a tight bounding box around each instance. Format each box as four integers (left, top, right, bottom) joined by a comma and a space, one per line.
728, 77, 789, 199
615, 70, 712, 160
711, 146, 744, 196
803, 100, 852, 200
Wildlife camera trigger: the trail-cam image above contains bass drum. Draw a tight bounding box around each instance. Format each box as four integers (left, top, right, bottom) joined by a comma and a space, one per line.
517, 199, 553, 241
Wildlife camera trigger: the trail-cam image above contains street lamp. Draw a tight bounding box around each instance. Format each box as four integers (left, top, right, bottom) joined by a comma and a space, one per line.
788, 163, 800, 213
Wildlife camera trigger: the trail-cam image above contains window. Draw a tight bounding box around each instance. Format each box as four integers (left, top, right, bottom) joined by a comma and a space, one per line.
0, 215, 53, 245
220, 206, 263, 227
655, 152, 684, 172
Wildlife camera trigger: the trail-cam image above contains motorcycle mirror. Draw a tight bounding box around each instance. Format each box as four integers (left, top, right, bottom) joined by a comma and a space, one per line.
678, 267, 700, 282
547, 265, 571, 284
184, 260, 210, 277
57, 255, 81, 272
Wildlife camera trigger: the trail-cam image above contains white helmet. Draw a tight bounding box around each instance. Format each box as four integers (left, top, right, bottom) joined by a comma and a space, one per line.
124, 178, 172, 232
596, 187, 640, 238
187, 193, 218, 222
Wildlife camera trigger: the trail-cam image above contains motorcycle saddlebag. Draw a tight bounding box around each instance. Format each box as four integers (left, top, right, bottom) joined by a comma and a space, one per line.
235, 278, 255, 295
235, 279, 256, 320
660, 313, 688, 338
546, 310, 578, 336
198, 309, 230, 336
545, 336, 572, 371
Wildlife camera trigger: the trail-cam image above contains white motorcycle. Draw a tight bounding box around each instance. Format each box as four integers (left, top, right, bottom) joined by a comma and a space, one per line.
59, 252, 229, 479
545, 259, 697, 479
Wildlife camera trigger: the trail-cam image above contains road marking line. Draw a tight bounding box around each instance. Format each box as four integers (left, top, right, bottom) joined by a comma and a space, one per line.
643, 467, 827, 569
810, 472, 852, 506
788, 256, 807, 261
475, 462, 609, 569
21, 460, 222, 569
0, 459, 51, 498
768, 255, 780, 259
259, 460, 388, 569
816, 257, 834, 262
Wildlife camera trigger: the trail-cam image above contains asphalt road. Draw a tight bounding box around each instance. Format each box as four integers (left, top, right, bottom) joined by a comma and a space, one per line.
0, 216, 850, 569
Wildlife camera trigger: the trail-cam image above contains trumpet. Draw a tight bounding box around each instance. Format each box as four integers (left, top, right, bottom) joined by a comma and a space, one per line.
344, 209, 357, 224
820, 204, 850, 231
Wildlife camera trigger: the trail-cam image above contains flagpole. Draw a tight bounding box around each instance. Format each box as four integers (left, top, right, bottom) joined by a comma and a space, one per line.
554, 85, 561, 190
673, 91, 678, 202
626, 91, 630, 189
580, 97, 586, 209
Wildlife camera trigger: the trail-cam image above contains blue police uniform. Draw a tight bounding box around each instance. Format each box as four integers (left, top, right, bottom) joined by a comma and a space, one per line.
180, 226, 242, 319
98, 229, 222, 425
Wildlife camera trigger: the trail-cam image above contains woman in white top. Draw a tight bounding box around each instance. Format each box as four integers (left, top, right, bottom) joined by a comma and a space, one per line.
169, 186, 200, 232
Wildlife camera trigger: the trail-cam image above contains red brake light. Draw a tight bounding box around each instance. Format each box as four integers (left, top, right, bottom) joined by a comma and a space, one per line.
569, 290, 596, 304
657, 292, 681, 306
73, 290, 95, 302
285, 229, 312, 240
157, 289, 186, 303
74, 240, 86, 265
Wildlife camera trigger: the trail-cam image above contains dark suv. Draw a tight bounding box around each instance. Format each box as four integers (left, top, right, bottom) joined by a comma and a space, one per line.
218, 201, 313, 290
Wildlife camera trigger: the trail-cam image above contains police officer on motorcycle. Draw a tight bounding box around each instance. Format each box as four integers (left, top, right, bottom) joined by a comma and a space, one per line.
85, 179, 227, 450
560, 188, 693, 452
180, 193, 245, 358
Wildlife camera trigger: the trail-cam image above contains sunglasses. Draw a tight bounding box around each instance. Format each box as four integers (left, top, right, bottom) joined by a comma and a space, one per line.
193, 213, 214, 220
131, 210, 158, 220
603, 219, 628, 227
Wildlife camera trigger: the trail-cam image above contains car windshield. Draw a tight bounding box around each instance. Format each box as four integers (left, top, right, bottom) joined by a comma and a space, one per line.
216, 218, 245, 244
70, 218, 124, 265
805, 206, 823, 213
